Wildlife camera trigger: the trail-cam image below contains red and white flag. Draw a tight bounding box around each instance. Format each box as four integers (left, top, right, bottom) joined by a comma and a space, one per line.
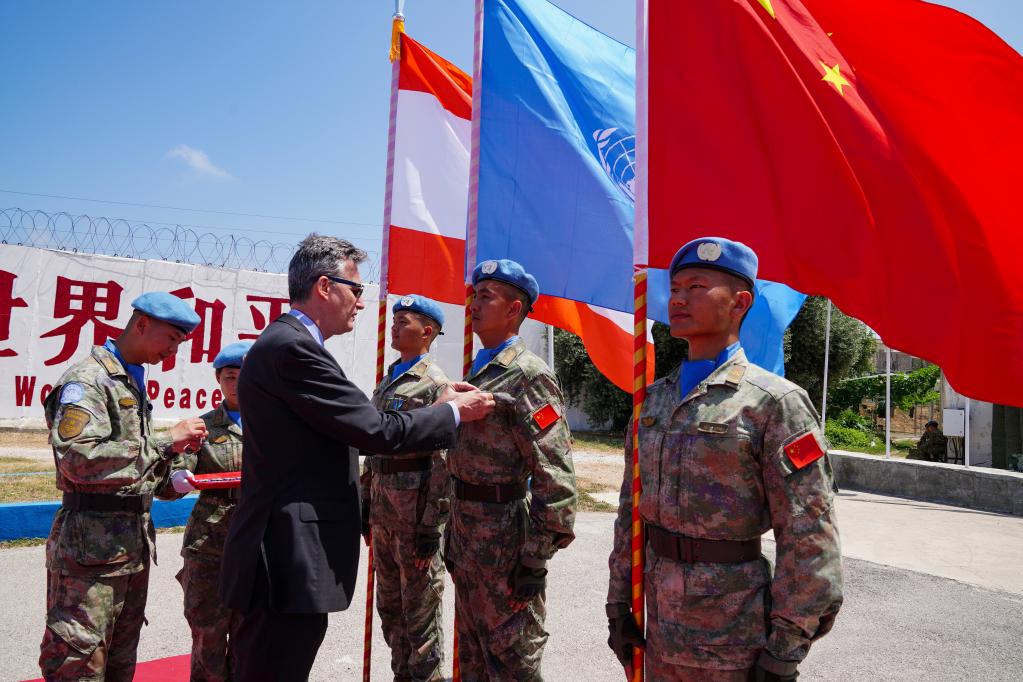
384, 33, 652, 390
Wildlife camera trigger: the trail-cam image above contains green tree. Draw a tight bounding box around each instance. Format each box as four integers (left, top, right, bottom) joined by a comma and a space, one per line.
554, 328, 631, 431
785, 297, 877, 412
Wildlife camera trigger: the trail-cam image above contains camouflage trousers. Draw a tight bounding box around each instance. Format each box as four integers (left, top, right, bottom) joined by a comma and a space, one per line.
177, 552, 239, 682
373, 524, 445, 682
39, 566, 150, 682
450, 560, 548, 682
645, 651, 752, 681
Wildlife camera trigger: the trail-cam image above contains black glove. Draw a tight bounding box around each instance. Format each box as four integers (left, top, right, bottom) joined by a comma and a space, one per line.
414, 529, 441, 559
606, 611, 645, 668
509, 561, 548, 600
360, 501, 371, 546
749, 656, 799, 682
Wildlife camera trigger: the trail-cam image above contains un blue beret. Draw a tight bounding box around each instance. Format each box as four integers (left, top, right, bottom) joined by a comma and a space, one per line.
669, 237, 758, 288
131, 292, 201, 334
213, 341, 254, 369
472, 259, 539, 306
393, 294, 445, 330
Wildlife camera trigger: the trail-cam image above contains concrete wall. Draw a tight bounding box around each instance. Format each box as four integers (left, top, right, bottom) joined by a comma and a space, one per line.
830, 450, 1023, 516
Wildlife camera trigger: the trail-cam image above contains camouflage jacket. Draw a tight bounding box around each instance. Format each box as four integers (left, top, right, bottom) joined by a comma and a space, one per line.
608, 350, 843, 666
43, 345, 176, 577
170, 403, 243, 558
361, 356, 451, 533
445, 339, 576, 569
916, 430, 948, 459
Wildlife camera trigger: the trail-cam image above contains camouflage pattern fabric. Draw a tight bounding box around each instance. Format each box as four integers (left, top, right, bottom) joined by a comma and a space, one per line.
176, 554, 240, 681
445, 339, 576, 680
909, 429, 948, 462
40, 345, 177, 680
362, 356, 450, 681
608, 349, 843, 673
373, 524, 445, 681
39, 564, 150, 681
170, 403, 243, 680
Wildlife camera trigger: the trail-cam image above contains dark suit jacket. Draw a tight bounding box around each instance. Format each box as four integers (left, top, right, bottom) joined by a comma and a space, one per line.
220, 313, 456, 614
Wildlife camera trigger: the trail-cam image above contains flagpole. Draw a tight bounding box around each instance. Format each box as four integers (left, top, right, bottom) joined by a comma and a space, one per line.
364, 7, 405, 681
453, 3, 486, 679
885, 345, 892, 459
821, 299, 832, 425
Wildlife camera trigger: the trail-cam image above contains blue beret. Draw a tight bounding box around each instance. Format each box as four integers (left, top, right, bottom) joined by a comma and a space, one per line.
393, 294, 445, 330
131, 292, 201, 334
213, 341, 254, 369
472, 259, 539, 306
669, 237, 758, 288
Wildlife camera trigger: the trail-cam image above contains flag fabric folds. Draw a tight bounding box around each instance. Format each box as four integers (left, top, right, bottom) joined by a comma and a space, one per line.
641, 0, 1023, 406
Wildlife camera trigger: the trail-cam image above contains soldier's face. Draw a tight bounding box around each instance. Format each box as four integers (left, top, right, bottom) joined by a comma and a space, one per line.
390, 311, 432, 354
217, 367, 241, 410
668, 269, 750, 340
470, 281, 522, 337
138, 316, 188, 364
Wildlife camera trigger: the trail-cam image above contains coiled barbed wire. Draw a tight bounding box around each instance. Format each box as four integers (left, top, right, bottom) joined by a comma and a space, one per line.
0, 207, 382, 280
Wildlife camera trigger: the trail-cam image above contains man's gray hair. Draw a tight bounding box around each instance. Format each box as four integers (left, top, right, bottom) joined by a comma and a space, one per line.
288, 234, 367, 303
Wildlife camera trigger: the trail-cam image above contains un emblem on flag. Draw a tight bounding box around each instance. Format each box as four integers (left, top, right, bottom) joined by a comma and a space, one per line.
593, 127, 636, 202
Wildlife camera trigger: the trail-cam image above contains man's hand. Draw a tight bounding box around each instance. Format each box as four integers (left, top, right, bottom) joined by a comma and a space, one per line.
749, 654, 799, 681
509, 560, 547, 611
169, 418, 208, 454
434, 381, 480, 403
607, 609, 645, 669
170, 469, 197, 494
449, 389, 495, 422
413, 529, 441, 570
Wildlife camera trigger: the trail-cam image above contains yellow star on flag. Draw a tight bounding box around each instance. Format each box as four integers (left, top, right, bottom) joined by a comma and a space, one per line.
820, 61, 851, 96
756, 0, 776, 18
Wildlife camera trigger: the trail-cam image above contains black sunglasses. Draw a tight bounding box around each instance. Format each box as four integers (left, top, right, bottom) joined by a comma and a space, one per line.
325, 275, 365, 300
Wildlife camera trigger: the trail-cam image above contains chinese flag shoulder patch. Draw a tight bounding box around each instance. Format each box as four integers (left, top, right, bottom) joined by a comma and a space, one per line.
532, 403, 561, 431
784, 431, 825, 469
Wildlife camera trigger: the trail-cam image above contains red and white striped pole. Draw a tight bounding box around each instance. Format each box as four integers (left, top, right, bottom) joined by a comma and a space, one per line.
630, 267, 647, 681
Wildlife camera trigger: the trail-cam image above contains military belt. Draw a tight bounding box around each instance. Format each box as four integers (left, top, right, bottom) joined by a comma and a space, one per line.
646, 524, 761, 564
62, 492, 153, 513
372, 456, 432, 474
452, 476, 527, 504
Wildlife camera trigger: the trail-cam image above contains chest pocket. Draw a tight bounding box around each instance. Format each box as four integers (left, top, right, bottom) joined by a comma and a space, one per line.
202, 437, 240, 473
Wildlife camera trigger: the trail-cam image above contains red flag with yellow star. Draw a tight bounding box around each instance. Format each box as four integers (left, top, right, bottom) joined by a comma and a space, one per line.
640, 0, 1023, 407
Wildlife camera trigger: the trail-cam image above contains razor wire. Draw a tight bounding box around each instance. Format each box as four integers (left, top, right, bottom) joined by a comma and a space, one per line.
0, 207, 382, 280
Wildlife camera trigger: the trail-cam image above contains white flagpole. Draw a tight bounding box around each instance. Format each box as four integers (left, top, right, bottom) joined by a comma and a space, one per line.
965, 397, 971, 467
885, 345, 892, 459
547, 324, 555, 369
820, 299, 832, 425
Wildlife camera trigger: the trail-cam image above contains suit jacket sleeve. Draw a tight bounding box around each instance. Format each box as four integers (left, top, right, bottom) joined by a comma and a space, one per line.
274, 337, 456, 454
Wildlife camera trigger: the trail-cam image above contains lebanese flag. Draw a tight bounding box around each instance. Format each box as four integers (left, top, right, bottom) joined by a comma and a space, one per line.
639, 0, 1023, 406
386, 34, 652, 390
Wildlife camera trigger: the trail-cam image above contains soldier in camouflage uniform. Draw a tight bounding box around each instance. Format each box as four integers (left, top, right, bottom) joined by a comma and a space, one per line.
361, 295, 451, 682
39, 292, 209, 682
445, 259, 576, 681
607, 238, 843, 681
908, 420, 947, 463
166, 341, 253, 681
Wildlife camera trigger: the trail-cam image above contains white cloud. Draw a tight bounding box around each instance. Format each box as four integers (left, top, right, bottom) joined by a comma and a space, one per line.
166, 144, 234, 180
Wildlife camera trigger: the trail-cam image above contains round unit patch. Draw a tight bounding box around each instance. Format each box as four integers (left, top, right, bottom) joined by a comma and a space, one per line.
481, 260, 498, 275
400, 296, 415, 307
696, 242, 722, 262
59, 383, 85, 405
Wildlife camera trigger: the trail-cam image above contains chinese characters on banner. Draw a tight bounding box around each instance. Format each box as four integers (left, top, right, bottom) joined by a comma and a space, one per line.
0, 243, 386, 422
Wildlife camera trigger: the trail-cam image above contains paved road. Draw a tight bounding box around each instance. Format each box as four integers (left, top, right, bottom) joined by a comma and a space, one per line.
3, 508, 1022, 681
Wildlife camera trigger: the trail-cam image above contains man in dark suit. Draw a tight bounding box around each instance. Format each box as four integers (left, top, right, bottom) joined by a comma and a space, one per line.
221, 235, 494, 681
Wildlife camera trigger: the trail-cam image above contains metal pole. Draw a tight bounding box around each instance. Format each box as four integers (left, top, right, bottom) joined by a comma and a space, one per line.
885, 346, 892, 459
965, 398, 971, 467
821, 299, 832, 425
547, 324, 555, 369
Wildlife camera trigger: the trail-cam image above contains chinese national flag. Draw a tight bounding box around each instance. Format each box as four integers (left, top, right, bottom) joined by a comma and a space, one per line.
643, 0, 1023, 406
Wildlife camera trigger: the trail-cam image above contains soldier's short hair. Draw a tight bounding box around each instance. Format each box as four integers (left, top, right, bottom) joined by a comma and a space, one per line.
288, 234, 367, 303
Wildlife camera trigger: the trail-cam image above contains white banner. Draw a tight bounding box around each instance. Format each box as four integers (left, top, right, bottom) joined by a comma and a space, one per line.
0, 244, 549, 426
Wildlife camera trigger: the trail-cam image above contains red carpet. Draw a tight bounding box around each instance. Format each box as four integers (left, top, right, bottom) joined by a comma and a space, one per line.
25, 654, 190, 681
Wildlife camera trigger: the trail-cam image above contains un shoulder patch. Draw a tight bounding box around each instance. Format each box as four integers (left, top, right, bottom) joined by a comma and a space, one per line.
57, 406, 91, 440
59, 383, 85, 405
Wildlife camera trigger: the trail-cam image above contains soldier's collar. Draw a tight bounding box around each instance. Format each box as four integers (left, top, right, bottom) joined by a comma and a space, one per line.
704, 349, 749, 389
211, 403, 234, 427
492, 338, 526, 368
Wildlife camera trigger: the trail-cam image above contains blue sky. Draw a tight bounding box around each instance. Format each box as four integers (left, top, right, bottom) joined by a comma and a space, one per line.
1, 0, 1019, 277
